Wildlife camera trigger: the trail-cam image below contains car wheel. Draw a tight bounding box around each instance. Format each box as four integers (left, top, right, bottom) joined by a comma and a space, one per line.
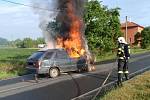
49, 68, 60, 78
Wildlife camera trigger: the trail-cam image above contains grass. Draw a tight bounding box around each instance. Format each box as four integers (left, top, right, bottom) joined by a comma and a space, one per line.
0, 48, 38, 79
99, 71, 150, 100
96, 47, 150, 62
0, 72, 16, 80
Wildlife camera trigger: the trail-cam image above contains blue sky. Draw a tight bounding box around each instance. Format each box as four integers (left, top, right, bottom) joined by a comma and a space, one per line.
0, 0, 150, 40
102, 0, 150, 26
0, 0, 42, 40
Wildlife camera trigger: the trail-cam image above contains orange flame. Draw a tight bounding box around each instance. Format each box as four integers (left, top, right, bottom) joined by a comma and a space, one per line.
56, 0, 85, 58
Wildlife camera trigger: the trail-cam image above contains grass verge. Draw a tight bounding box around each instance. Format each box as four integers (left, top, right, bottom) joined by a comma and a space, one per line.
0, 72, 17, 80
0, 48, 38, 80
99, 71, 150, 100
96, 47, 150, 62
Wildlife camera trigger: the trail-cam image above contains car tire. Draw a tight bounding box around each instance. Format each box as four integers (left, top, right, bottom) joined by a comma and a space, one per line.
49, 68, 60, 78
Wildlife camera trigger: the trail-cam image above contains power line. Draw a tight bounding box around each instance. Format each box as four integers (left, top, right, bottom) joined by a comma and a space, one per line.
0, 0, 60, 12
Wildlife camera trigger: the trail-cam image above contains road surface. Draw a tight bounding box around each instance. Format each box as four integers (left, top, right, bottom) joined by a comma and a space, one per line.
0, 52, 150, 100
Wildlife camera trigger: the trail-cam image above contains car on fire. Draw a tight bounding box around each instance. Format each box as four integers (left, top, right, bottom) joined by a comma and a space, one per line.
26, 49, 94, 78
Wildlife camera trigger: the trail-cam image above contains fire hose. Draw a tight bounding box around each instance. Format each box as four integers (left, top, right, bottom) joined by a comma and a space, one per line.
91, 58, 118, 100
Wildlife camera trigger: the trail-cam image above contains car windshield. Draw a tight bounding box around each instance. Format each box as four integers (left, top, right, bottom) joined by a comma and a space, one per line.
28, 51, 45, 60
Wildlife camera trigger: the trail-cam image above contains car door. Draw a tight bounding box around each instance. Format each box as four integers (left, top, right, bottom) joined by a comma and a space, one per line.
55, 51, 75, 72
41, 52, 54, 68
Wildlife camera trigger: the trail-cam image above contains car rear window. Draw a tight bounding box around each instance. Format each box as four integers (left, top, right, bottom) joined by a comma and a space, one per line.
28, 51, 45, 60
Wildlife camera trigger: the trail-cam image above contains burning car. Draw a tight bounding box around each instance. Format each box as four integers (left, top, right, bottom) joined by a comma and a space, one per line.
27, 0, 96, 78
26, 49, 94, 78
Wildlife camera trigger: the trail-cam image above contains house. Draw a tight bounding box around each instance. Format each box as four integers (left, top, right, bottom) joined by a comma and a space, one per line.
121, 21, 144, 46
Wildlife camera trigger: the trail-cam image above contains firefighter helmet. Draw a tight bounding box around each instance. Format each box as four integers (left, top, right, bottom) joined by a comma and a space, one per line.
117, 37, 127, 44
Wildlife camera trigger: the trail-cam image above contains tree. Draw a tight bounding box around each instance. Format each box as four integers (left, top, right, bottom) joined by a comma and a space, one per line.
141, 27, 150, 49
84, 0, 121, 54
12, 37, 45, 48
22, 38, 34, 48
36, 37, 45, 44
134, 32, 141, 45
0, 37, 8, 45
14, 39, 23, 48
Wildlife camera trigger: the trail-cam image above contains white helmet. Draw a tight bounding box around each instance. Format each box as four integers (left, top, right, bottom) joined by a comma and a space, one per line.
117, 37, 127, 44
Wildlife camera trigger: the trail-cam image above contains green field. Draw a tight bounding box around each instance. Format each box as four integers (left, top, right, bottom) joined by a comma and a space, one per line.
0, 48, 38, 79
100, 71, 150, 100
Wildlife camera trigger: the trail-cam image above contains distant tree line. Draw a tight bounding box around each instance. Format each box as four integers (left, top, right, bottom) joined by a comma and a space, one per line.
0, 37, 8, 45
9, 37, 45, 48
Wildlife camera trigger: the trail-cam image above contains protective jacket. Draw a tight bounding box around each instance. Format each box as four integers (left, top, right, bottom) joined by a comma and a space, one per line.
117, 43, 130, 60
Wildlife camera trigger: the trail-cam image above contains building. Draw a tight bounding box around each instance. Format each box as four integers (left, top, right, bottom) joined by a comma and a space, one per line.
121, 21, 144, 46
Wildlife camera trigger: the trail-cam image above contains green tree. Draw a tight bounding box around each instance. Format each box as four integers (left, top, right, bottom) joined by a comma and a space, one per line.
0, 37, 8, 45
14, 39, 23, 48
36, 37, 45, 44
22, 38, 34, 48
141, 27, 150, 49
84, 0, 121, 54
134, 32, 141, 45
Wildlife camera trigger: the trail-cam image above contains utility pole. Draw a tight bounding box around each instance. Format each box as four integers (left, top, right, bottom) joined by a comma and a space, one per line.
125, 16, 128, 42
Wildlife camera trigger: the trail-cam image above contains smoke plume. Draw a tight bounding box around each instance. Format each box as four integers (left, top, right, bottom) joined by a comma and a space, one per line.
31, 0, 91, 58
31, 0, 58, 49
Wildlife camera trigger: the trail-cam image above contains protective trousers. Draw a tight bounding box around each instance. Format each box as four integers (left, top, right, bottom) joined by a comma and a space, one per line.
118, 59, 129, 83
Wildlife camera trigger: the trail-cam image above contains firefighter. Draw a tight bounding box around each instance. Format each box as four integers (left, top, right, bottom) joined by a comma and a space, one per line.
117, 37, 130, 85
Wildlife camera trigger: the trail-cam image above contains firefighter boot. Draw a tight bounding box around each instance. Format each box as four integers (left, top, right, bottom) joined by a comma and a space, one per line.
125, 73, 129, 80
117, 73, 123, 86
124, 71, 129, 80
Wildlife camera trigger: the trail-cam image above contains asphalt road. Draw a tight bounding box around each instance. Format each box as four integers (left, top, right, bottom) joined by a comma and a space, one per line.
0, 53, 150, 100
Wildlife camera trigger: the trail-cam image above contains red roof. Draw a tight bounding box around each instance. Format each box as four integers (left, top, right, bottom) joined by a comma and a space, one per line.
121, 21, 144, 28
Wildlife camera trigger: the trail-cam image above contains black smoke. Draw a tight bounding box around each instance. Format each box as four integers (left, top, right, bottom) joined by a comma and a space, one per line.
56, 0, 86, 40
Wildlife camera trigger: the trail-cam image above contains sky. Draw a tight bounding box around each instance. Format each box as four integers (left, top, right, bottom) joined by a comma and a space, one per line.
102, 0, 150, 27
0, 0, 150, 40
0, 0, 42, 40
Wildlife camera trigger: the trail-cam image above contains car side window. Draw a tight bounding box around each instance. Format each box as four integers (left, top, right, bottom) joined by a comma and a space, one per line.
56, 51, 69, 59
43, 52, 54, 59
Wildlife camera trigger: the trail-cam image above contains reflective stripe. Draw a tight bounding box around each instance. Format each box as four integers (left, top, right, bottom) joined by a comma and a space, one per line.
118, 52, 121, 54
128, 46, 131, 54
124, 71, 129, 73
128, 46, 130, 49
118, 48, 124, 52
119, 57, 124, 59
118, 48, 122, 51
118, 71, 123, 73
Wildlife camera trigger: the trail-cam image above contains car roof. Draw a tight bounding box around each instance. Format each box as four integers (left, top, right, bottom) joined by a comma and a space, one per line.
38, 48, 65, 52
